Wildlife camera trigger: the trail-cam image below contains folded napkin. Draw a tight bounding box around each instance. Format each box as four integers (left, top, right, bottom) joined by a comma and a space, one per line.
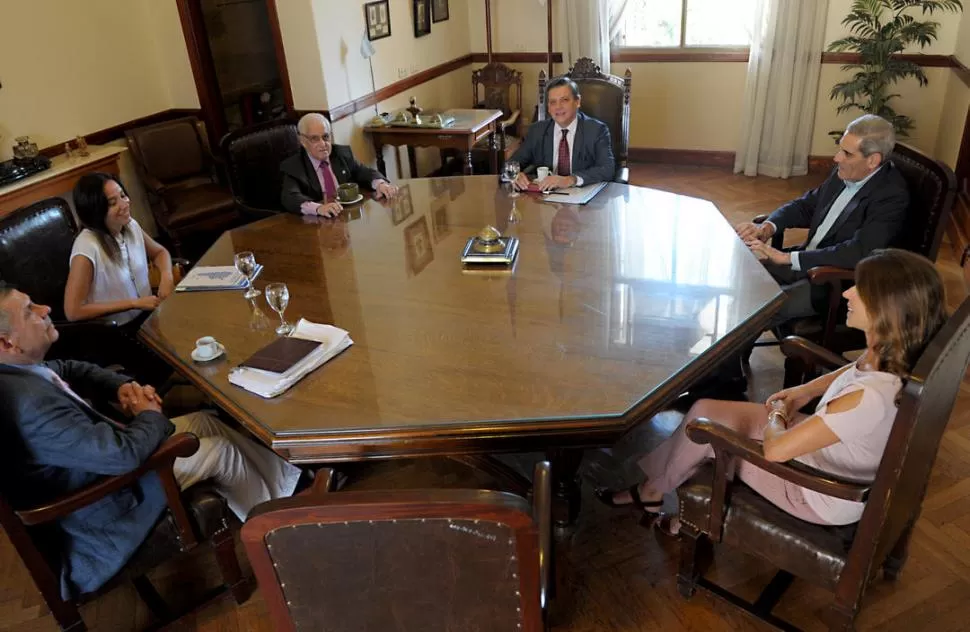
227, 319, 353, 398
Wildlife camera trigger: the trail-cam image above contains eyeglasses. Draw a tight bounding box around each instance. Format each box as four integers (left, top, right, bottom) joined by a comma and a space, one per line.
300, 133, 331, 144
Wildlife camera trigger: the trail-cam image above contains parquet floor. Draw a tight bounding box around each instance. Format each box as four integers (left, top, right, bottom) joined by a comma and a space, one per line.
4, 164, 969, 631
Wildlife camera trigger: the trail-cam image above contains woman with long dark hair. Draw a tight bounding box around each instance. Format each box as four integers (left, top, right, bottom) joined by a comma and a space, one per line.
598, 249, 948, 533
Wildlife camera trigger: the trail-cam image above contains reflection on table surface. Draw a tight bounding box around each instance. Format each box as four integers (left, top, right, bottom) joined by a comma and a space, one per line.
140, 177, 782, 451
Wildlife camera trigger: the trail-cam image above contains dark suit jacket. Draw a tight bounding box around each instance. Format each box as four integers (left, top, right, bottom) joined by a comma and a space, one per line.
0, 361, 173, 599
280, 146, 386, 213
509, 111, 616, 185
767, 162, 909, 271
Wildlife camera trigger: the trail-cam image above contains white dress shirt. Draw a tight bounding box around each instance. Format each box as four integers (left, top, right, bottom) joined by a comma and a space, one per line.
551, 117, 584, 187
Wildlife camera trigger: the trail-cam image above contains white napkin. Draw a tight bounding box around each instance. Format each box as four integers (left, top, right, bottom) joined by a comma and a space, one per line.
227, 319, 353, 398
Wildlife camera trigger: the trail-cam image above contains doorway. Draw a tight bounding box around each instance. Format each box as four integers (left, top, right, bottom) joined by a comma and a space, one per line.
176, 0, 293, 146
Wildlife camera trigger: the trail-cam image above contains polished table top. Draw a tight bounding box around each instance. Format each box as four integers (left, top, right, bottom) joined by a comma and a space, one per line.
140, 177, 784, 462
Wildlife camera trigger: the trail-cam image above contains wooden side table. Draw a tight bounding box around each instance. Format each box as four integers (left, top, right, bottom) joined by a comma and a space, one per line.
365, 109, 503, 179
0, 145, 126, 218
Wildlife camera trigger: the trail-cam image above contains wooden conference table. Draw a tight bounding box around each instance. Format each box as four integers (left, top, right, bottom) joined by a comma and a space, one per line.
139, 176, 783, 514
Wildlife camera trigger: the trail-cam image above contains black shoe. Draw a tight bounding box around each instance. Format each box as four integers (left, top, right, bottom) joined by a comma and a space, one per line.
594, 484, 663, 514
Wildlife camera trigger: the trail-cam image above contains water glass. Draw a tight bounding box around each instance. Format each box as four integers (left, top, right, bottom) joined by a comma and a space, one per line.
265, 282, 294, 336
234, 251, 261, 299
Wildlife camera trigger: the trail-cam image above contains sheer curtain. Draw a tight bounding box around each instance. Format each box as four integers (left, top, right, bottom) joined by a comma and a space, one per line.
558, 0, 631, 74
734, 0, 828, 178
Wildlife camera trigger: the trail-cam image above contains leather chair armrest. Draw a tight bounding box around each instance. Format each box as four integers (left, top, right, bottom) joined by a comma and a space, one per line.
53, 319, 124, 335
685, 419, 871, 503
780, 336, 849, 371
614, 167, 630, 184
237, 202, 279, 221
17, 433, 201, 526
140, 172, 167, 195
807, 265, 855, 285
531, 461, 552, 617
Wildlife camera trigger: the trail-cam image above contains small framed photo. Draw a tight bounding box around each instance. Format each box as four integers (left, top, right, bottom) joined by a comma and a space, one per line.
404, 216, 434, 276
365, 0, 391, 41
413, 0, 431, 37
432, 0, 449, 23
431, 200, 451, 244
390, 184, 414, 226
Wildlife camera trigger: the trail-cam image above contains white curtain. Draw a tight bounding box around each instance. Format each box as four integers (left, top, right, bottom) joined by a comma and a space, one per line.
558, 0, 631, 74
734, 0, 828, 178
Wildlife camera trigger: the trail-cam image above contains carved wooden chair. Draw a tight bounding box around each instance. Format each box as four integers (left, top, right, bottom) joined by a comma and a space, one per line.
242, 461, 551, 632
674, 296, 970, 631
1, 433, 249, 631
538, 57, 632, 184
752, 143, 957, 386
473, 62, 523, 155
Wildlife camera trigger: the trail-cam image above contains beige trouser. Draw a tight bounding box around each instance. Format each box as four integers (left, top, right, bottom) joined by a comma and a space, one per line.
171, 411, 301, 521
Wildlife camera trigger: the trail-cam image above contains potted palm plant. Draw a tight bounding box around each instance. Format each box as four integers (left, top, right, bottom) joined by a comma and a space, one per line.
828, 0, 963, 137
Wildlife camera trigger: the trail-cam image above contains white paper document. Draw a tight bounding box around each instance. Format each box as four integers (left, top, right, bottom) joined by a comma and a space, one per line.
540, 181, 608, 205
227, 319, 353, 398
175, 265, 263, 292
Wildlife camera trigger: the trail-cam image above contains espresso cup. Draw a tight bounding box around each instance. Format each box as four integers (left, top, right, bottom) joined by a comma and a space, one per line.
195, 336, 219, 359
338, 182, 359, 202
536, 166, 551, 181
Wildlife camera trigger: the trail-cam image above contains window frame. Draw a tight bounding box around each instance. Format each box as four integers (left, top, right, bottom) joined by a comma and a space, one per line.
611, 0, 753, 55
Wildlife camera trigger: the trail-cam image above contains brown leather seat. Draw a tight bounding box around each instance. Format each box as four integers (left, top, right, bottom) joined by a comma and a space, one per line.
675, 298, 970, 630
220, 118, 301, 219
126, 116, 239, 256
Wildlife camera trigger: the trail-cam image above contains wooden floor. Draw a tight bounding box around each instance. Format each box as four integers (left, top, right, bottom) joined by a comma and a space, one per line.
5, 164, 970, 631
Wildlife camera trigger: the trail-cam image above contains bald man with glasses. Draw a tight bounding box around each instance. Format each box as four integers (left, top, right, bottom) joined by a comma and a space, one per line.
280, 113, 398, 217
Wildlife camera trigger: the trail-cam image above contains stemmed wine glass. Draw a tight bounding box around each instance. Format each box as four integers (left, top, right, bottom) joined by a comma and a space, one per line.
234, 251, 261, 299
264, 283, 294, 336
504, 161, 521, 197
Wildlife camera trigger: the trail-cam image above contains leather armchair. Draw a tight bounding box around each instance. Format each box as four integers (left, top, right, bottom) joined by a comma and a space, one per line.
751, 143, 957, 386
126, 117, 239, 255
2, 433, 249, 631
675, 296, 970, 630
242, 461, 552, 632
538, 57, 632, 184
220, 118, 302, 220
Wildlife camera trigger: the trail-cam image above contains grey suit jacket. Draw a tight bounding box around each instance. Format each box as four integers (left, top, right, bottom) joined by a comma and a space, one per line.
509, 111, 616, 185
280, 146, 387, 213
0, 361, 174, 599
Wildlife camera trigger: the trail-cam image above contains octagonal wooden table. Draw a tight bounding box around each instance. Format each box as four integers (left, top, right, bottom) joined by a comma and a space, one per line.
140, 176, 784, 519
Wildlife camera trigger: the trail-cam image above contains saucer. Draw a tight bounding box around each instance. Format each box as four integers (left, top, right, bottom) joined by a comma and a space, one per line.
191, 343, 225, 362
338, 193, 364, 206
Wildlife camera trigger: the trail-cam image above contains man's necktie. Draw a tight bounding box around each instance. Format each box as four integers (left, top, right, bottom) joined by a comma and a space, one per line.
319, 161, 338, 200
557, 129, 571, 177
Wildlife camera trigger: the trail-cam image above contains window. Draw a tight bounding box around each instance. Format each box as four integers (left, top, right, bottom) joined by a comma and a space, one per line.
613, 0, 759, 49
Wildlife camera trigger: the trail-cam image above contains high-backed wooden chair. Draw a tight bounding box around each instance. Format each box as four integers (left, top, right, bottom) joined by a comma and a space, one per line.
537, 57, 632, 184
675, 296, 970, 631
242, 461, 551, 632
753, 142, 957, 386
0, 433, 249, 631
220, 118, 301, 220
472, 61, 524, 165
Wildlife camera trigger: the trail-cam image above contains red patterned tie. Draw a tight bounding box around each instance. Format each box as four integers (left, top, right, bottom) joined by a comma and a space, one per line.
556, 128, 571, 176
319, 161, 338, 200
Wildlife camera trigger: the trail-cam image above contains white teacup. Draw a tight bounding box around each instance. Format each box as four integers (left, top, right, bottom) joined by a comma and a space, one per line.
195, 336, 219, 359
536, 166, 550, 181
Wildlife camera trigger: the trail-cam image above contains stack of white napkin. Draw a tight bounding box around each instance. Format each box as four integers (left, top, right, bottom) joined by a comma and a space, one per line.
227, 319, 353, 398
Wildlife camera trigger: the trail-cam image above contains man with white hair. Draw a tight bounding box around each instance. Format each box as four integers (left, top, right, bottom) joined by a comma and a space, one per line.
280, 113, 398, 217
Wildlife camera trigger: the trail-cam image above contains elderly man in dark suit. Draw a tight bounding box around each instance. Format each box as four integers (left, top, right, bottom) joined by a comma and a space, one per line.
0, 285, 301, 599
280, 113, 398, 217
509, 77, 616, 191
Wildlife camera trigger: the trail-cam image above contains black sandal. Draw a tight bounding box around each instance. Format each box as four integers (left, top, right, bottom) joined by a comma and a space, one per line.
594, 484, 664, 513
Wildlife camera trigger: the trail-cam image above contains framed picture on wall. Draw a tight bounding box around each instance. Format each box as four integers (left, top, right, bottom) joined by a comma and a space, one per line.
432, 0, 449, 23
413, 0, 431, 37
365, 0, 391, 41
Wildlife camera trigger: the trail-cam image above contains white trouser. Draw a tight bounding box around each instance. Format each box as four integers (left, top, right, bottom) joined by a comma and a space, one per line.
171, 411, 301, 521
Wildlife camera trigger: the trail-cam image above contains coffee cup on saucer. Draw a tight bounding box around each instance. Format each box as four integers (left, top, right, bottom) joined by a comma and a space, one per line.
536, 166, 550, 181
192, 336, 223, 362
337, 182, 360, 203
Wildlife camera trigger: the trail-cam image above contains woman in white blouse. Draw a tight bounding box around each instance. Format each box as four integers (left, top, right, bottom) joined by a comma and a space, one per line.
597, 249, 948, 533
64, 173, 174, 325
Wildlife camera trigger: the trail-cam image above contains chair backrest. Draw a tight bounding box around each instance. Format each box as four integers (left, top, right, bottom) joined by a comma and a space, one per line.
220, 118, 300, 214
844, 296, 970, 591
125, 117, 213, 187
472, 61, 523, 120
889, 143, 957, 262
538, 57, 631, 170
0, 198, 77, 322
241, 489, 543, 632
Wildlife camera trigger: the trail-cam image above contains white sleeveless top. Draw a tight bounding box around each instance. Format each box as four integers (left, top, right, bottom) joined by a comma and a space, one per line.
69, 219, 152, 325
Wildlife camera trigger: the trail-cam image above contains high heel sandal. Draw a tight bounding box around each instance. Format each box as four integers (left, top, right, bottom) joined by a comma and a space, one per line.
594, 484, 664, 514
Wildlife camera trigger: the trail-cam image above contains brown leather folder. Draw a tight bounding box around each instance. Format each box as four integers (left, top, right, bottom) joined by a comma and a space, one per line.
239, 337, 321, 374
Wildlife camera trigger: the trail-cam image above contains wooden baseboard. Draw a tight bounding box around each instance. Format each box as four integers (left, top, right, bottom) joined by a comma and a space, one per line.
628, 148, 735, 168
39, 108, 203, 158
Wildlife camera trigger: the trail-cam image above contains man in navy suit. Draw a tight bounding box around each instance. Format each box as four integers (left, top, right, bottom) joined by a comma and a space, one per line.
0, 285, 300, 599
509, 77, 616, 191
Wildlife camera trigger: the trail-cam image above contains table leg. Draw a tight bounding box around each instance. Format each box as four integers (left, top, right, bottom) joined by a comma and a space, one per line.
372, 138, 387, 178
490, 125, 499, 175
407, 145, 418, 178
546, 448, 584, 528
464, 147, 474, 175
